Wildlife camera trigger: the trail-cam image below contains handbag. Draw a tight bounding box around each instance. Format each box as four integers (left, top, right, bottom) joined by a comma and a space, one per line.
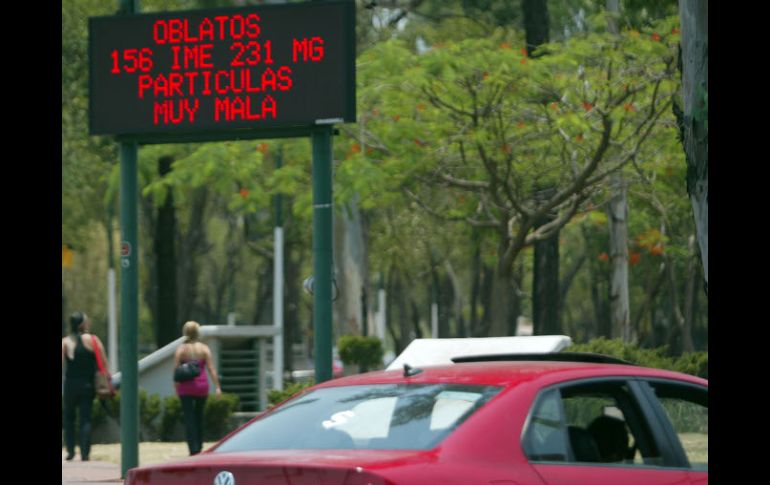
93, 335, 115, 399
174, 360, 201, 382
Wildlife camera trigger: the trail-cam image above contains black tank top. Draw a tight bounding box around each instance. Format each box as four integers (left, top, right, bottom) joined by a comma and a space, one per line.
65, 334, 97, 384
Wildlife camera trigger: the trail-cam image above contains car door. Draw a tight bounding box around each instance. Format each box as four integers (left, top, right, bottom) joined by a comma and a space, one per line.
522, 379, 692, 485
634, 379, 708, 484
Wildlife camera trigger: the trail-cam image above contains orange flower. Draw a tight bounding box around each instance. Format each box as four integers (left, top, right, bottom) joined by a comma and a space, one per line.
583, 101, 593, 111
256, 143, 269, 154
623, 103, 636, 112
239, 188, 249, 199
520, 48, 528, 57
414, 139, 427, 147
517, 121, 526, 129
651, 32, 661, 41
550, 102, 558, 110
575, 134, 584, 143
598, 252, 609, 262
650, 244, 664, 256
416, 103, 426, 111
392, 114, 401, 122
629, 251, 641, 266
500, 42, 511, 50
350, 143, 361, 154
671, 27, 680, 35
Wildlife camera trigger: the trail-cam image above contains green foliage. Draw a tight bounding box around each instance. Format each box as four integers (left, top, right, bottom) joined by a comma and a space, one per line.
203, 393, 240, 441
672, 351, 708, 380
338, 335, 385, 370
268, 380, 314, 407
140, 390, 163, 431
567, 338, 707, 379
160, 396, 183, 441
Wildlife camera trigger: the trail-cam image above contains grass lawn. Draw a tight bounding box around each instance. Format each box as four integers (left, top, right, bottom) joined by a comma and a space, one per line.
67, 442, 219, 466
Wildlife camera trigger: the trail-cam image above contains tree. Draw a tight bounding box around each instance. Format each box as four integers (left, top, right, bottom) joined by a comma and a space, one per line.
605, 0, 631, 343
349, 19, 679, 336
676, 0, 707, 294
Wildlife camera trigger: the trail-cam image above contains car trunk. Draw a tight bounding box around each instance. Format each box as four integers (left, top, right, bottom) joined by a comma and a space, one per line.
125, 449, 436, 484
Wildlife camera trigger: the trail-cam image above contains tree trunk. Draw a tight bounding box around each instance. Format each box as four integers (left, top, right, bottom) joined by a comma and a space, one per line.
489, 262, 514, 336
154, 156, 179, 347
444, 260, 466, 338
678, 0, 708, 293
283, 229, 304, 373
469, 230, 482, 335
333, 198, 368, 337
605, 0, 632, 344
682, 235, 697, 353
533, 233, 560, 336
251, 264, 272, 326
141, 185, 157, 343
177, 187, 209, 323
607, 175, 631, 342
386, 268, 412, 354
633, 262, 666, 346
477, 265, 495, 337
522, 0, 550, 57
532, 188, 560, 337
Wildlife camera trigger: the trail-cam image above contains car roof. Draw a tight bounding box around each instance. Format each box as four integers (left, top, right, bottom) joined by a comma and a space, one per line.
314, 361, 707, 390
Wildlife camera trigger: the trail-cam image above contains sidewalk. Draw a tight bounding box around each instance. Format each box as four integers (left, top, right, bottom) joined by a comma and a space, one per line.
62, 452, 123, 484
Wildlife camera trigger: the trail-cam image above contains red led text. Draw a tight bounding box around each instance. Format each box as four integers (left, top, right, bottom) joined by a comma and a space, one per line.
153, 14, 261, 44
105, 11, 330, 127
292, 37, 325, 62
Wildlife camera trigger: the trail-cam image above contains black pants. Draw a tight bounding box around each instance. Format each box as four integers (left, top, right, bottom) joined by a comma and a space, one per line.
63, 383, 95, 459
180, 395, 207, 455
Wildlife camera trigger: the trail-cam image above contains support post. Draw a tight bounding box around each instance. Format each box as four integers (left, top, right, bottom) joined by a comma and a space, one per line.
119, 140, 139, 477
273, 147, 284, 391
312, 126, 333, 383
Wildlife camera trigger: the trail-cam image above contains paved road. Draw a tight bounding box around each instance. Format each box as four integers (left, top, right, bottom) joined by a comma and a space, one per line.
62, 452, 123, 484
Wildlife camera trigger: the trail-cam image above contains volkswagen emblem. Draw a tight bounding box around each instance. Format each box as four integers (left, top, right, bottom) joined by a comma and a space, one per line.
214, 470, 235, 485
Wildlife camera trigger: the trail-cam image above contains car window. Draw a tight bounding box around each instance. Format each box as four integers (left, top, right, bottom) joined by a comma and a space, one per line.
214, 383, 500, 452
523, 381, 663, 467
522, 389, 569, 461
648, 381, 708, 471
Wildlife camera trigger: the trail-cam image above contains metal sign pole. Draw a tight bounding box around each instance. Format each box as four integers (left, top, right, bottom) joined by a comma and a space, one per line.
119, 141, 139, 477
312, 126, 333, 383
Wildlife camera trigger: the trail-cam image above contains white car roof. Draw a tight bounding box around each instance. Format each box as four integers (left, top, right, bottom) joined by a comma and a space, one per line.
386, 335, 573, 371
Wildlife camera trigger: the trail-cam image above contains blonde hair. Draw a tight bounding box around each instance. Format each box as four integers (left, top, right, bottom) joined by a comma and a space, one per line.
182, 321, 201, 342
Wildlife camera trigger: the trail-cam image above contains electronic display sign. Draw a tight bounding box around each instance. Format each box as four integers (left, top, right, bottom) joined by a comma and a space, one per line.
89, 0, 355, 137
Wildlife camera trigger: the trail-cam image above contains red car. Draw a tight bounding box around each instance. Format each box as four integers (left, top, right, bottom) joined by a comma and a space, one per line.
126, 353, 707, 484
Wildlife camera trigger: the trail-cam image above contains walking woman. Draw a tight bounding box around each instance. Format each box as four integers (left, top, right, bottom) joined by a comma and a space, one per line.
62, 311, 109, 461
174, 321, 222, 455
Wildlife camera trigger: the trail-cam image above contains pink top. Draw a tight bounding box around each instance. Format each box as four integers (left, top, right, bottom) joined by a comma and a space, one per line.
175, 359, 209, 397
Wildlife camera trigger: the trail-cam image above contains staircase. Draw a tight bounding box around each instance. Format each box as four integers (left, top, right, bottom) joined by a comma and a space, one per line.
219, 341, 264, 412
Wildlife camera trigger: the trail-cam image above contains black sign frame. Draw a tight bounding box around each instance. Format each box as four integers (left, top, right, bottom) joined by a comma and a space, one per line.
89, 0, 355, 143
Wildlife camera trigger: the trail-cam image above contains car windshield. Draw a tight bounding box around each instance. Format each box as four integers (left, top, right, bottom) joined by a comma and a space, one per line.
214, 383, 501, 452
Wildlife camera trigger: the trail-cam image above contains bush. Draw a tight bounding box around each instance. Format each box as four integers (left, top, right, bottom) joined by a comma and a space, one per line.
140, 390, 162, 434
203, 393, 240, 441
268, 380, 314, 407
160, 395, 183, 441
338, 335, 384, 371
567, 338, 708, 379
